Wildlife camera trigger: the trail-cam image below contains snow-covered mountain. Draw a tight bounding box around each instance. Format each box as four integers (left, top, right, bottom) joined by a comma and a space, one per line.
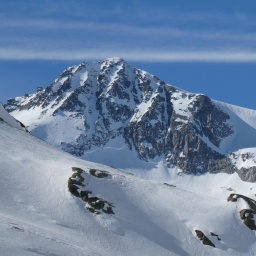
5, 57, 256, 182
2, 96, 256, 255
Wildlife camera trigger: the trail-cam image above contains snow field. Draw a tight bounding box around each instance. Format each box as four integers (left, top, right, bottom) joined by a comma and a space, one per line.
1, 121, 256, 255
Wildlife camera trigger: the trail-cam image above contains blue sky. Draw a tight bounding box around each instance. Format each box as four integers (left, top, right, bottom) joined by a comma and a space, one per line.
1, 0, 256, 109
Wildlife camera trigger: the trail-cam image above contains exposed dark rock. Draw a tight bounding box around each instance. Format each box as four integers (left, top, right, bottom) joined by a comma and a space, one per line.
89, 169, 109, 178
189, 95, 233, 147
227, 194, 237, 202
237, 167, 256, 182
68, 167, 114, 215
227, 193, 256, 230
210, 232, 221, 241
228, 193, 256, 211
163, 183, 176, 187
195, 230, 215, 247
208, 158, 237, 174
240, 209, 256, 230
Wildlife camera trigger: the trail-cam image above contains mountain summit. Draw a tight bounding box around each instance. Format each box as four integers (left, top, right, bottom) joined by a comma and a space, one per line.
5, 57, 256, 181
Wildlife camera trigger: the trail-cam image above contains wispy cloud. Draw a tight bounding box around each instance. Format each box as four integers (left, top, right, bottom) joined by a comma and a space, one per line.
1, 2, 256, 63
1, 47, 256, 63
2, 19, 256, 52
2, 17, 256, 42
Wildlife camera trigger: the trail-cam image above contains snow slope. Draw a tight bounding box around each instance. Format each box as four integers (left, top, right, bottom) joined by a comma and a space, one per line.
1, 104, 256, 255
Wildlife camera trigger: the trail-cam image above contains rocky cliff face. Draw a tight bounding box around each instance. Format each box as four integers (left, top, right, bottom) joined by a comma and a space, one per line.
5, 57, 256, 181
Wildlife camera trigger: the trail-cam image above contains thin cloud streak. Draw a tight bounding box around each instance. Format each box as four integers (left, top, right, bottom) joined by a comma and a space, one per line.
2, 18, 256, 46
2, 5, 255, 28
2, 48, 256, 63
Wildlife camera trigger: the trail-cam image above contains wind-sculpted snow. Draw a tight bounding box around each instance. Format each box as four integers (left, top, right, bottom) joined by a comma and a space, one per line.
5, 57, 256, 181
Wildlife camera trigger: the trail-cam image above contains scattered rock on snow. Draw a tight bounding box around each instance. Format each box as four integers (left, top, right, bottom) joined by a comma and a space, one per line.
227, 193, 256, 230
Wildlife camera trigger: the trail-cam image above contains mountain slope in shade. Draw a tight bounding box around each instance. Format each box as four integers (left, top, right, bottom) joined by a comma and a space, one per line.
5, 57, 256, 181
2, 105, 256, 255
0, 103, 26, 131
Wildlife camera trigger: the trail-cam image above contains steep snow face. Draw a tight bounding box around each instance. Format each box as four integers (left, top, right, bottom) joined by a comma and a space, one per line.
4, 57, 256, 180
2, 118, 256, 255
0, 103, 26, 131
214, 101, 256, 152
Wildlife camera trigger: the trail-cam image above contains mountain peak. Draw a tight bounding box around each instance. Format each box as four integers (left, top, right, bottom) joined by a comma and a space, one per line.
102, 57, 125, 64
5, 59, 256, 182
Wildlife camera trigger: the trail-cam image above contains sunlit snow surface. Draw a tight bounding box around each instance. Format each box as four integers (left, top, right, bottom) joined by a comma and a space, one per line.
1, 110, 256, 255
